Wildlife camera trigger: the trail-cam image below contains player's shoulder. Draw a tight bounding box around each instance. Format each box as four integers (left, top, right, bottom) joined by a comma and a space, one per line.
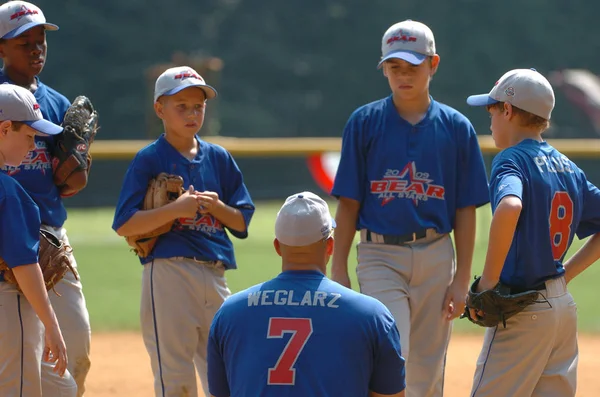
0, 173, 33, 202
347, 96, 389, 123
199, 138, 231, 158
40, 83, 70, 106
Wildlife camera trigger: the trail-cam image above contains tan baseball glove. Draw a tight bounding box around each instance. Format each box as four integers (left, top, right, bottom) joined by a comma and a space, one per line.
125, 173, 185, 257
0, 230, 77, 296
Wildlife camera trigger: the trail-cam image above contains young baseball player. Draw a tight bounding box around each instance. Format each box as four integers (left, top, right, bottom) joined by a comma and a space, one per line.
331, 19, 490, 397
0, 2, 92, 396
112, 65, 255, 397
207, 191, 406, 397
0, 83, 76, 397
466, 68, 600, 397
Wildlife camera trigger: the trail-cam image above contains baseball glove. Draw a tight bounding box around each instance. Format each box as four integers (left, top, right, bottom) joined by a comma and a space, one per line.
461, 276, 541, 328
125, 173, 185, 258
0, 230, 77, 296
51, 96, 99, 198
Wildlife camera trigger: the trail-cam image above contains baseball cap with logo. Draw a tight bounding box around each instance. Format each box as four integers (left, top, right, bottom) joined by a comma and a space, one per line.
466, 68, 555, 120
154, 66, 218, 102
378, 19, 436, 68
0, 1, 58, 40
275, 191, 336, 247
0, 83, 62, 135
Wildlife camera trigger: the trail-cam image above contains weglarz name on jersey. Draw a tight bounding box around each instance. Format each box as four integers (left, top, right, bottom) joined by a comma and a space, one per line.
248, 290, 341, 308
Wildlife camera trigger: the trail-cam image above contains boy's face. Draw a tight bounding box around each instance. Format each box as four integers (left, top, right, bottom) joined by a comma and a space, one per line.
0, 122, 37, 167
488, 104, 511, 149
383, 56, 439, 101
154, 87, 207, 137
0, 26, 47, 78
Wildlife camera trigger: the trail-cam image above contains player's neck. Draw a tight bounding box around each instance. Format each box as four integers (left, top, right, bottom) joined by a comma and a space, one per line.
510, 128, 544, 146
392, 93, 431, 125
281, 262, 326, 274
1, 67, 37, 92
164, 131, 198, 159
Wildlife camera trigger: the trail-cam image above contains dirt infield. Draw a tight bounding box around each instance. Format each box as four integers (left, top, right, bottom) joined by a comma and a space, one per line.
85, 332, 600, 396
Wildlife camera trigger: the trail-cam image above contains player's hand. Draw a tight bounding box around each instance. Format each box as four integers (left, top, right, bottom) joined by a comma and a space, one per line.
331, 270, 352, 289
196, 191, 221, 214
443, 277, 469, 320
43, 325, 68, 377
174, 185, 201, 218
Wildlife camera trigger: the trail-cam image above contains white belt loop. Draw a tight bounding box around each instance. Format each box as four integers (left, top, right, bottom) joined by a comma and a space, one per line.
544, 276, 567, 298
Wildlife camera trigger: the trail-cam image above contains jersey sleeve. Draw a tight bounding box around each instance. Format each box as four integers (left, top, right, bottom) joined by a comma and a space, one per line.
331, 111, 367, 202
207, 310, 231, 397
112, 153, 155, 231
369, 312, 406, 394
489, 154, 524, 210
220, 151, 255, 240
576, 179, 600, 239
456, 121, 490, 208
0, 184, 41, 267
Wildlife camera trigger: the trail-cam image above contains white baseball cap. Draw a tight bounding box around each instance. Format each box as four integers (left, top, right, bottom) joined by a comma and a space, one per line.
467, 68, 555, 120
275, 191, 336, 247
0, 83, 62, 135
154, 66, 217, 102
378, 19, 436, 67
0, 1, 58, 40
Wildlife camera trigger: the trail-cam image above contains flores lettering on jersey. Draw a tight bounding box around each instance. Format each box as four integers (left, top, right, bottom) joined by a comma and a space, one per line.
247, 290, 341, 308
370, 161, 445, 205
2, 140, 52, 176
534, 155, 574, 174
176, 213, 223, 233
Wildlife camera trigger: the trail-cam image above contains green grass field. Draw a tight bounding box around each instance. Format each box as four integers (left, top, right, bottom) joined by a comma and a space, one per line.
65, 203, 600, 333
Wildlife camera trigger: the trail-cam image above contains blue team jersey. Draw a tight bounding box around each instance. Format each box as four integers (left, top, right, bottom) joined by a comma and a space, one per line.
332, 95, 490, 235
490, 140, 600, 288
0, 173, 41, 282
112, 134, 255, 268
0, 72, 70, 228
208, 270, 406, 397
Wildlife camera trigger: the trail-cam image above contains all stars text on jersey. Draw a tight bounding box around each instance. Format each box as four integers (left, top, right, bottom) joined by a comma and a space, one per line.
247, 290, 341, 308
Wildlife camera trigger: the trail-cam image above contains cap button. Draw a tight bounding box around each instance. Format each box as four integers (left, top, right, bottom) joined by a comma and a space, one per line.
530, 68, 537, 72
297, 194, 304, 199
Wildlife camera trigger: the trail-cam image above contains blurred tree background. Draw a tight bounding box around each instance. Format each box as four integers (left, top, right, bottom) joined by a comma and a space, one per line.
30, 0, 600, 205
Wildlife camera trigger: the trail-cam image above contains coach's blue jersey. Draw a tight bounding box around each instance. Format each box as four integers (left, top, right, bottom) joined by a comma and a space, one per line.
0, 173, 41, 282
490, 140, 600, 289
112, 134, 255, 268
208, 270, 406, 397
0, 72, 70, 228
332, 95, 489, 235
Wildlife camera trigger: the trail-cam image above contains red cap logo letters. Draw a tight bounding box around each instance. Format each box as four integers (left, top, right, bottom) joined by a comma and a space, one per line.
386, 29, 417, 46
174, 71, 203, 82
10, 5, 38, 21
370, 162, 445, 205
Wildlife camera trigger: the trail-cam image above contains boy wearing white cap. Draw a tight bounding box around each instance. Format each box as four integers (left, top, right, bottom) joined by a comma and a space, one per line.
113, 66, 255, 397
0, 83, 76, 397
207, 191, 406, 397
465, 68, 600, 396
0, 2, 93, 395
331, 20, 489, 397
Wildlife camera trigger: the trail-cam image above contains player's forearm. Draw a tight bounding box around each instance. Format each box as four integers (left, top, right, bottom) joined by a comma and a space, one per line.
481, 197, 522, 288
332, 197, 360, 273
12, 264, 60, 330
564, 233, 600, 284
116, 204, 182, 236
453, 206, 477, 284
209, 202, 246, 233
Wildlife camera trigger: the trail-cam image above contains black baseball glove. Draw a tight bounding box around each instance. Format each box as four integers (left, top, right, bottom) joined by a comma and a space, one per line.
461, 276, 541, 328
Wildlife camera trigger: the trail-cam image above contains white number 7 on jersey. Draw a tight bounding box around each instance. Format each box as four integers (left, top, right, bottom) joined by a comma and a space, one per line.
267, 317, 313, 385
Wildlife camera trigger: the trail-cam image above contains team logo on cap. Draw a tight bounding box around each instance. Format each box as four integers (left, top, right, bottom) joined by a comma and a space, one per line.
33, 103, 40, 110
386, 29, 417, 45
505, 87, 515, 97
10, 5, 38, 21
174, 70, 203, 82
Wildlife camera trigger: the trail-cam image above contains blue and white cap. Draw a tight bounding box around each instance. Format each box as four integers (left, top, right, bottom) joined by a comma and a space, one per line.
378, 20, 436, 68
0, 84, 62, 135
275, 191, 336, 247
154, 66, 218, 102
467, 68, 555, 120
0, 1, 58, 39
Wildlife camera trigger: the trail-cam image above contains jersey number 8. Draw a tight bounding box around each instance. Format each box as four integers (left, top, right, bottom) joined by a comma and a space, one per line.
549, 191, 574, 261
267, 317, 313, 385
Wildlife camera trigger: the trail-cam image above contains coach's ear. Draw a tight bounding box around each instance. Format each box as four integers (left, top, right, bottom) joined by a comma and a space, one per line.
273, 238, 282, 257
